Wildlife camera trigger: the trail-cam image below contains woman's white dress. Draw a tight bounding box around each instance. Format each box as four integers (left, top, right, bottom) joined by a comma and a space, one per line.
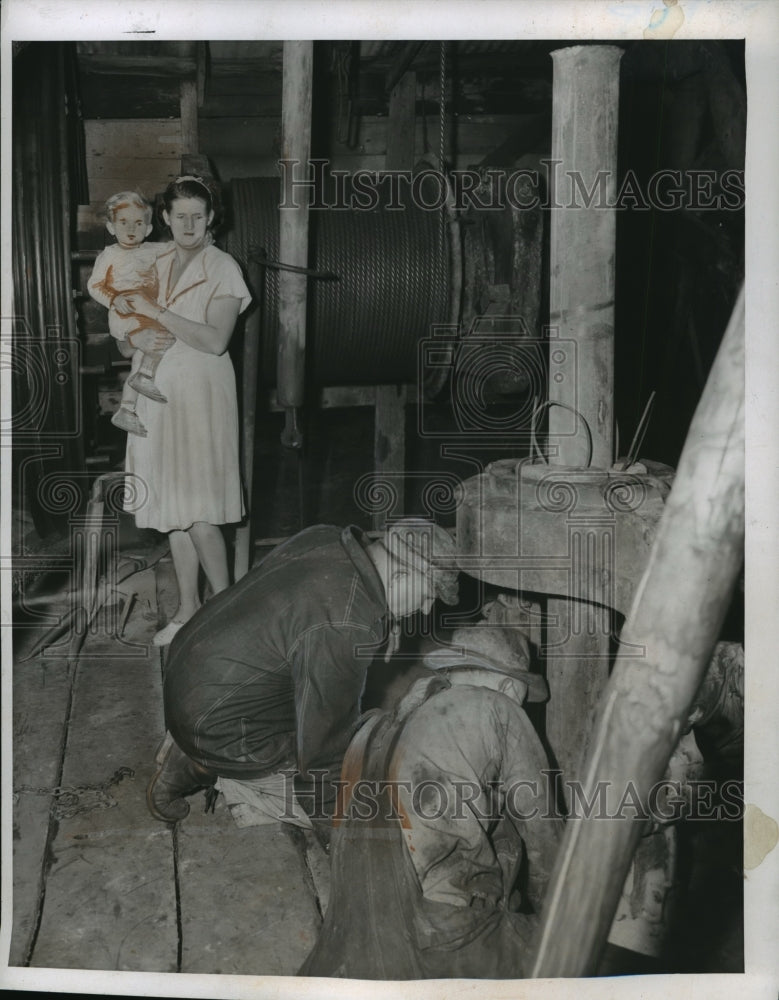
125, 243, 251, 532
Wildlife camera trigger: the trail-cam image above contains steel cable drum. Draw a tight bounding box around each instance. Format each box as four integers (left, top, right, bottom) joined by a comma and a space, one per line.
225, 176, 451, 388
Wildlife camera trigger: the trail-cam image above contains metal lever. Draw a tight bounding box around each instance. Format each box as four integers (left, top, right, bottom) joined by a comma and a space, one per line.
281, 407, 304, 450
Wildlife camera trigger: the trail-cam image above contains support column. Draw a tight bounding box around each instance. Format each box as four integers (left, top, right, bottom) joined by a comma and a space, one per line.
179, 79, 198, 155
234, 257, 262, 580
180, 47, 210, 176
545, 45, 623, 785
277, 41, 313, 424
372, 71, 416, 529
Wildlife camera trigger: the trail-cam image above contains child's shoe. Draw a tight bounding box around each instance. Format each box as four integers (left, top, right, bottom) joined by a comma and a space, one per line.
128, 371, 168, 403
111, 406, 147, 437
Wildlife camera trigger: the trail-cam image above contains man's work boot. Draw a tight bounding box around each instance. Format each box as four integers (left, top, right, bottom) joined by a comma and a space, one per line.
147, 732, 217, 823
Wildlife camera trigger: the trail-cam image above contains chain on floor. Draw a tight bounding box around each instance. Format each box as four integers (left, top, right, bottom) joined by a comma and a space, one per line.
14, 765, 135, 820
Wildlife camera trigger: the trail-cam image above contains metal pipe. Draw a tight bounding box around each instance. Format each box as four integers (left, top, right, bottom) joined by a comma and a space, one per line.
530, 285, 745, 978
277, 40, 313, 438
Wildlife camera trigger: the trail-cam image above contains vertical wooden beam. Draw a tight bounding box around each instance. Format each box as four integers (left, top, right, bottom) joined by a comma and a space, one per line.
530, 286, 744, 978
548, 46, 622, 467
373, 385, 409, 529
373, 71, 416, 529
179, 78, 198, 155
181, 51, 208, 178
545, 45, 623, 787
386, 72, 417, 169
234, 258, 263, 580
196, 41, 207, 108
277, 41, 313, 413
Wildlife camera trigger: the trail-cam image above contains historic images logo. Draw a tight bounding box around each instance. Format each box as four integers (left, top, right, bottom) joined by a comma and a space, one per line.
279, 158, 745, 214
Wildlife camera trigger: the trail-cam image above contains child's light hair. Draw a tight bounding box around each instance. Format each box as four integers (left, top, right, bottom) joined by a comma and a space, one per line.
104, 190, 153, 225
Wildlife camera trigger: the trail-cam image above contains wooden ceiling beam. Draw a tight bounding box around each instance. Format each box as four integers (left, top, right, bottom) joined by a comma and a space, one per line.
384, 41, 427, 92
76, 41, 198, 77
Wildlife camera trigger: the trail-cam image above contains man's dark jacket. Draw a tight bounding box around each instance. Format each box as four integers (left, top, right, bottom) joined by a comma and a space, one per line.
164, 525, 387, 818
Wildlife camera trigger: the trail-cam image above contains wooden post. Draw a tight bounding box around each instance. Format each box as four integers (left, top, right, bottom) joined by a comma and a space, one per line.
373, 384, 408, 529
196, 41, 207, 108
547, 45, 622, 467
277, 41, 313, 413
529, 286, 745, 978
545, 45, 623, 787
234, 257, 263, 580
179, 78, 198, 155
372, 71, 416, 529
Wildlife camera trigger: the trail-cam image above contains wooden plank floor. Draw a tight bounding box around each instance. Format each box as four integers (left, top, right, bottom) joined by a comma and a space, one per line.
11, 564, 325, 977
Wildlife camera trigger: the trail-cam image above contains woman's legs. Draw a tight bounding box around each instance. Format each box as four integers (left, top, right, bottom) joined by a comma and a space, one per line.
155, 523, 228, 644
168, 528, 202, 622
189, 521, 230, 596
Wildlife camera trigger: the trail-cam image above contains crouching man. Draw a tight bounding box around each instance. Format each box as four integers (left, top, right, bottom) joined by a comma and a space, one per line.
146, 519, 459, 845
299, 624, 564, 980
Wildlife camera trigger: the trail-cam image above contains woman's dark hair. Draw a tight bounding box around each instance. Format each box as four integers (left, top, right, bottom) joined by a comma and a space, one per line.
159, 175, 224, 233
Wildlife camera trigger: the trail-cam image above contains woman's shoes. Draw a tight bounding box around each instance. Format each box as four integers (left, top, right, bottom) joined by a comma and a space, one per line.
152, 620, 186, 646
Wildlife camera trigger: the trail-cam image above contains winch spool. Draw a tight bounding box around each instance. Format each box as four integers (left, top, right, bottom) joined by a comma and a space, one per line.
225, 176, 456, 389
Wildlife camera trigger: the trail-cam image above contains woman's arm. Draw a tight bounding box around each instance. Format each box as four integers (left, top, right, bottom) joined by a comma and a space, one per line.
124, 327, 176, 354
121, 293, 241, 356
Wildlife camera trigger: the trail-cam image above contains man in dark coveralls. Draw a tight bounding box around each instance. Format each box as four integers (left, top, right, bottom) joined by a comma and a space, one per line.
146, 518, 459, 842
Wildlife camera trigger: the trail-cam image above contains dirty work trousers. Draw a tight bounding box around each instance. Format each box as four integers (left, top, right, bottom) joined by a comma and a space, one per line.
299, 711, 534, 980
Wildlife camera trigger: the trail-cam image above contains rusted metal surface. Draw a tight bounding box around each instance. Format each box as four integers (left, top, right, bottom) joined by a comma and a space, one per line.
456, 459, 673, 618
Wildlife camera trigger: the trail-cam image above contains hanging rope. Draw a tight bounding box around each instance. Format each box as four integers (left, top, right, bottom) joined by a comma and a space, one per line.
438, 41, 448, 277
438, 40, 447, 172
421, 75, 428, 154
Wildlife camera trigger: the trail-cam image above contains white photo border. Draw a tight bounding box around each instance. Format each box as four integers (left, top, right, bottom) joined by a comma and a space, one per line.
1, 2, 777, 998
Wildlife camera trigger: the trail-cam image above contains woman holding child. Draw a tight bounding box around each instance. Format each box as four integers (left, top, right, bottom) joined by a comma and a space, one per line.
119, 175, 251, 646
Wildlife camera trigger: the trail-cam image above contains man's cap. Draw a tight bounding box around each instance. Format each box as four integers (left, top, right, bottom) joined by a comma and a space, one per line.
384, 518, 459, 606
423, 624, 549, 703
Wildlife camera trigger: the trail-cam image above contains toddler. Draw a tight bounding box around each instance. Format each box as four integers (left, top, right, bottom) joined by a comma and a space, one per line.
88, 191, 171, 436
